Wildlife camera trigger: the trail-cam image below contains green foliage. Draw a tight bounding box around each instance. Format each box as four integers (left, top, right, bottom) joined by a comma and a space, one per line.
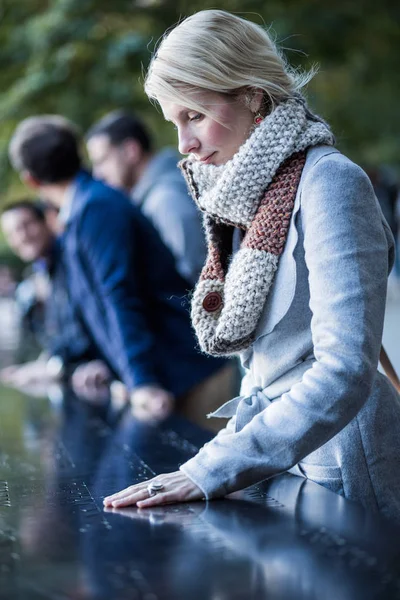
0, 245, 24, 278
0, 0, 398, 205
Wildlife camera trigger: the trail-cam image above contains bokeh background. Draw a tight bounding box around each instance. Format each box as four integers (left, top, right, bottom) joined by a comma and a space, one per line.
0, 0, 399, 245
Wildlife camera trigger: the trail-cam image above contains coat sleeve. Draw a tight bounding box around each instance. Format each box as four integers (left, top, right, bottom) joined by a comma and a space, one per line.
180, 154, 392, 498
77, 199, 160, 391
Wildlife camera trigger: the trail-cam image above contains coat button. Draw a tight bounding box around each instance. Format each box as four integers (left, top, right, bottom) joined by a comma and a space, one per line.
202, 291, 223, 312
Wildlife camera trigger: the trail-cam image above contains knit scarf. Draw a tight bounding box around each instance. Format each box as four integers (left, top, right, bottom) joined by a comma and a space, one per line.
179, 97, 334, 356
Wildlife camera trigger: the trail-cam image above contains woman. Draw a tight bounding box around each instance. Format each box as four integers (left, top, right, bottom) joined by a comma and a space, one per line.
104, 10, 400, 522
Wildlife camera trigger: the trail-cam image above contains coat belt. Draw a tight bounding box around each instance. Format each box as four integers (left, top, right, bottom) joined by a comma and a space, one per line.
208, 358, 315, 431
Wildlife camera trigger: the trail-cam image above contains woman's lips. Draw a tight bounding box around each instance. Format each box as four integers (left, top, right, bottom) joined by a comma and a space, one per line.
199, 152, 216, 164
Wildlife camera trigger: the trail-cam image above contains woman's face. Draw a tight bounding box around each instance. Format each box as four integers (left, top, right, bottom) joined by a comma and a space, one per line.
160, 91, 258, 166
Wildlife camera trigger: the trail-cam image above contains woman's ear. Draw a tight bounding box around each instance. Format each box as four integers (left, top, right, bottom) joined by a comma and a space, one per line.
248, 88, 264, 114
242, 88, 265, 115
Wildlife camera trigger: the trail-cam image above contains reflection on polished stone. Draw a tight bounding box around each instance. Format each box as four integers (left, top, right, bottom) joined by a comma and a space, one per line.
0, 384, 399, 599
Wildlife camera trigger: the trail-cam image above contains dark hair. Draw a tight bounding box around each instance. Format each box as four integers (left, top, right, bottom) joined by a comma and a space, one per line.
36, 199, 60, 215
1, 199, 46, 222
86, 110, 152, 152
9, 116, 82, 183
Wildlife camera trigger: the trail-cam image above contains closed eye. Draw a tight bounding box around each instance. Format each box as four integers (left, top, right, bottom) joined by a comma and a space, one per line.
188, 113, 203, 122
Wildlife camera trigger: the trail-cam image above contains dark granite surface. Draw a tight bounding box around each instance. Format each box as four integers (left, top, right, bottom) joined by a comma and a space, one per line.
0, 383, 399, 600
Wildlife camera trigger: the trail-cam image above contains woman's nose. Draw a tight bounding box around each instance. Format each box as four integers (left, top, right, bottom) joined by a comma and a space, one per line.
178, 130, 199, 155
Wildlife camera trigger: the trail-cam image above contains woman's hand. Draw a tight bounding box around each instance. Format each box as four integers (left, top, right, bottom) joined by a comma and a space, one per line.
103, 471, 204, 509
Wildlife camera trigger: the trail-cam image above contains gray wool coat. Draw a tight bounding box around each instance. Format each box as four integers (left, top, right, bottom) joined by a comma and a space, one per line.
180, 145, 400, 524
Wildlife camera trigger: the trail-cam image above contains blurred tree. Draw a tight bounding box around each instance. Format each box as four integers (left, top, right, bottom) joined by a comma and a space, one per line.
0, 0, 398, 207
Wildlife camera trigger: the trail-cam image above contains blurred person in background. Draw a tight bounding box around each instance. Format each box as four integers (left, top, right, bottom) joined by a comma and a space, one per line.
8, 115, 234, 429
0, 200, 103, 385
86, 110, 206, 285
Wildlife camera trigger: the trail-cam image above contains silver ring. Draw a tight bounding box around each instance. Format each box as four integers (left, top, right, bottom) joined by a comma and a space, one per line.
147, 481, 165, 497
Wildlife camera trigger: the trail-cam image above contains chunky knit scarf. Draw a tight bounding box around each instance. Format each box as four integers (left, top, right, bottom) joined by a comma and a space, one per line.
179, 97, 334, 356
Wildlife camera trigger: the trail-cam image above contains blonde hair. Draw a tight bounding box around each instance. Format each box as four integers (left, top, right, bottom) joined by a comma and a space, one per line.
145, 10, 314, 116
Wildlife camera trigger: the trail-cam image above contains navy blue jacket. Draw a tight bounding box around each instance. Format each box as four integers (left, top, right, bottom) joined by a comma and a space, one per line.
43, 240, 99, 365
61, 171, 225, 396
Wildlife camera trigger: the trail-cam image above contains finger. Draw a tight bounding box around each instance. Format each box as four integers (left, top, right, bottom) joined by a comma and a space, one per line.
111, 392, 129, 411
131, 404, 158, 424
71, 370, 83, 387
136, 491, 183, 508
0, 372, 12, 383
110, 380, 128, 401
0, 368, 18, 383
94, 372, 105, 386
144, 397, 173, 420
108, 487, 150, 508
85, 372, 95, 387
0, 366, 17, 379
80, 386, 98, 403
147, 406, 170, 420
15, 372, 32, 386
103, 482, 149, 506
